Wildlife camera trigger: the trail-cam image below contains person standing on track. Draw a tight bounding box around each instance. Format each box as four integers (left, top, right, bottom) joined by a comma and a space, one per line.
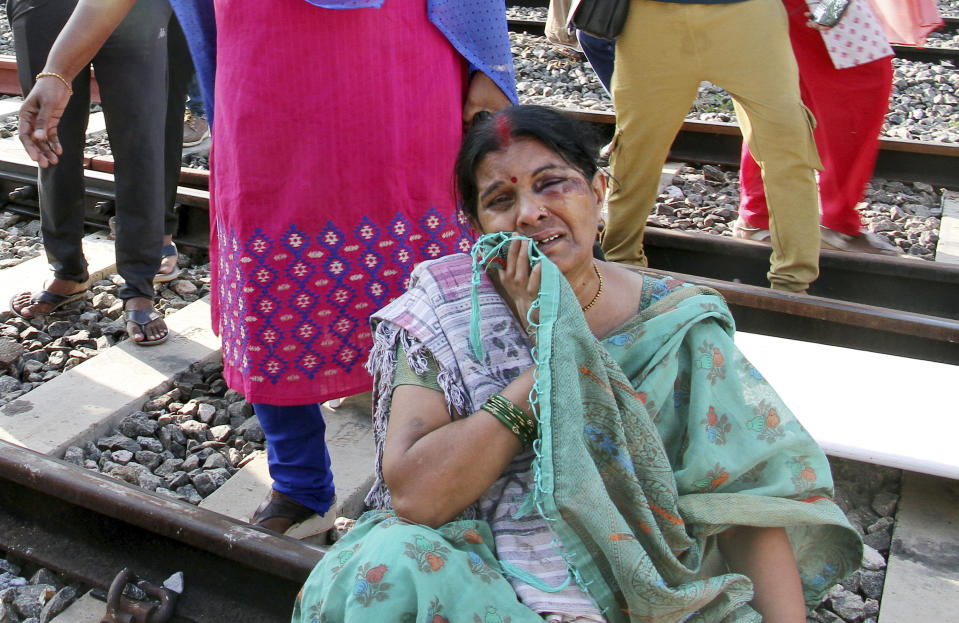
602, 0, 824, 293
735, 0, 896, 255
18, 0, 517, 534
9, 0, 172, 345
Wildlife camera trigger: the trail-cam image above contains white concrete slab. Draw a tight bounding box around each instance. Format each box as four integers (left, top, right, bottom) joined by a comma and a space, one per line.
0, 98, 22, 119
200, 391, 375, 534
878, 472, 959, 622
936, 190, 959, 265
86, 111, 106, 136
0, 297, 221, 456
0, 136, 40, 164
0, 232, 116, 313
734, 331, 959, 479
49, 591, 105, 623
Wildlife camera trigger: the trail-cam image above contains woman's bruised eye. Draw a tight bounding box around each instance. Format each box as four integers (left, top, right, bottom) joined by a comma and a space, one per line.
536, 176, 584, 195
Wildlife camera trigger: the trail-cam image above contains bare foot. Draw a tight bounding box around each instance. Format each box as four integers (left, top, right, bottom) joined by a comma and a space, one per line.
10, 278, 87, 319
124, 297, 168, 345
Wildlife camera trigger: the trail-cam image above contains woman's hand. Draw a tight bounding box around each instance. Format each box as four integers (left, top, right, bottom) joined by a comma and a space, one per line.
16, 0, 138, 166
493, 237, 542, 332
463, 71, 511, 126
19, 78, 70, 167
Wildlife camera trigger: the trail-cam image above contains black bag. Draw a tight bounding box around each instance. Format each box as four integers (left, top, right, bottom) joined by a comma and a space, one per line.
567, 0, 630, 41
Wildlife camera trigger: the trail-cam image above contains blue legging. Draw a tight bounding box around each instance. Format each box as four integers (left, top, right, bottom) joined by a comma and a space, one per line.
253, 403, 335, 514
577, 30, 615, 95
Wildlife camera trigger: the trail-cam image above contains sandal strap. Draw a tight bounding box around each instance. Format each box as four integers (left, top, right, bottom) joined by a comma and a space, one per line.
161, 243, 178, 259
34, 289, 83, 306
124, 307, 162, 326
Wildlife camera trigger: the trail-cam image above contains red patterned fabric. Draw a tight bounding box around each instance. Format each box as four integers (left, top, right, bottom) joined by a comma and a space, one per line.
209, 0, 471, 404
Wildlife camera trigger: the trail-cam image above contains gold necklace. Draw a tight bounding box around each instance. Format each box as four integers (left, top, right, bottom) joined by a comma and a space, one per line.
581, 262, 603, 312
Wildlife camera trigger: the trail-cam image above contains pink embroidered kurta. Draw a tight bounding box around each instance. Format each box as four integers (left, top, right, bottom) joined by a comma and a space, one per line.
209, 0, 473, 405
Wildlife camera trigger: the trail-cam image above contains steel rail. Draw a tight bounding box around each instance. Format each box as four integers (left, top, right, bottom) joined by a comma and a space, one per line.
642, 227, 959, 320
0, 153, 956, 361
505, 15, 959, 63
631, 262, 959, 366
0, 439, 321, 623
564, 111, 959, 189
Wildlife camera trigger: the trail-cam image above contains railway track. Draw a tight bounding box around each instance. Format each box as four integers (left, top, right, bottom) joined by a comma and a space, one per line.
0, 439, 318, 623
0, 10, 956, 622
505, 11, 959, 64
1, 146, 955, 364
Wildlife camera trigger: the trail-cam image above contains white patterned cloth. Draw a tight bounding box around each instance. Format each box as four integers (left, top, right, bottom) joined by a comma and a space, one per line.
809, 0, 893, 69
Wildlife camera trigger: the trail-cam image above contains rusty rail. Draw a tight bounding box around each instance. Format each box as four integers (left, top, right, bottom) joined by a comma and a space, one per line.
0, 440, 322, 623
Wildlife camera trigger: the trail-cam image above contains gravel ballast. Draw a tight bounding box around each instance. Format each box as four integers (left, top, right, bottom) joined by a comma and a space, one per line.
1, 6, 954, 623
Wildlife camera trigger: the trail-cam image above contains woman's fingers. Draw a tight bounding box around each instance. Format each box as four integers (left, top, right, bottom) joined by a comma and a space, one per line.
506, 236, 529, 283
528, 260, 541, 292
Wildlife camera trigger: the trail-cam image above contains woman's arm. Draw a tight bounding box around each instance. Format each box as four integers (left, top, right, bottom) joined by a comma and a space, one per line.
718, 526, 807, 623
384, 238, 542, 526
382, 367, 536, 527
19, 0, 137, 166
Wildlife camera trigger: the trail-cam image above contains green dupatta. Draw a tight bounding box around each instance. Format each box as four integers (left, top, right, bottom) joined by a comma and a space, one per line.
470, 233, 862, 622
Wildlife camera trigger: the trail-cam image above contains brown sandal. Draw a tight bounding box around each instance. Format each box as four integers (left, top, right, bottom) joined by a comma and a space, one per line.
251, 489, 315, 534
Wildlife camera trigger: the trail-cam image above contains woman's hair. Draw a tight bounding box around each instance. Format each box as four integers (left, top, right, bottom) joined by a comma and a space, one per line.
455, 105, 603, 220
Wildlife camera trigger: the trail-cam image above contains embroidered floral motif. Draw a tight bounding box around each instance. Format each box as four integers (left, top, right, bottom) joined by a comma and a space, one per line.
649, 277, 689, 302
440, 524, 485, 546
695, 340, 726, 384
747, 400, 785, 443
734, 461, 767, 485
329, 544, 360, 577
465, 552, 499, 584
473, 606, 513, 623
215, 209, 470, 397
788, 456, 819, 493
351, 563, 392, 606
403, 535, 451, 573
806, 563, 838, 592
694, 462, 730, 491
741, 358, 764, 381
585, 424, 635, 476
702, 406, 731, 445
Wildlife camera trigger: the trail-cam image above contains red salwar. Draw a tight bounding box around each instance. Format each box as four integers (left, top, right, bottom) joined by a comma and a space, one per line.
739, 0, 893, 236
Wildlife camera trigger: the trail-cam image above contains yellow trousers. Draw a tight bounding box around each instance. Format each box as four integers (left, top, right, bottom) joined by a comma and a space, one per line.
604, 0, 822, 292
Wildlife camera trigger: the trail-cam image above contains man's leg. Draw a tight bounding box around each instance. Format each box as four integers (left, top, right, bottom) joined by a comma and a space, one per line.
577, 30, 615, 94
604, 1, 701, 267
703, 0, 822, 291
94, 0, 171, 342
7, 0, 91, 306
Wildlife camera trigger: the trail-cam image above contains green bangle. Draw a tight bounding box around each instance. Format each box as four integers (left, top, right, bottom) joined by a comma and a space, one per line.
483, 393, 537, 447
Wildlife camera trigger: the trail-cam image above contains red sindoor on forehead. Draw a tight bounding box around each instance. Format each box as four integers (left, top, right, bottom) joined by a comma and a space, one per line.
495, 115, 512, 148
511, 177, 517, 183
